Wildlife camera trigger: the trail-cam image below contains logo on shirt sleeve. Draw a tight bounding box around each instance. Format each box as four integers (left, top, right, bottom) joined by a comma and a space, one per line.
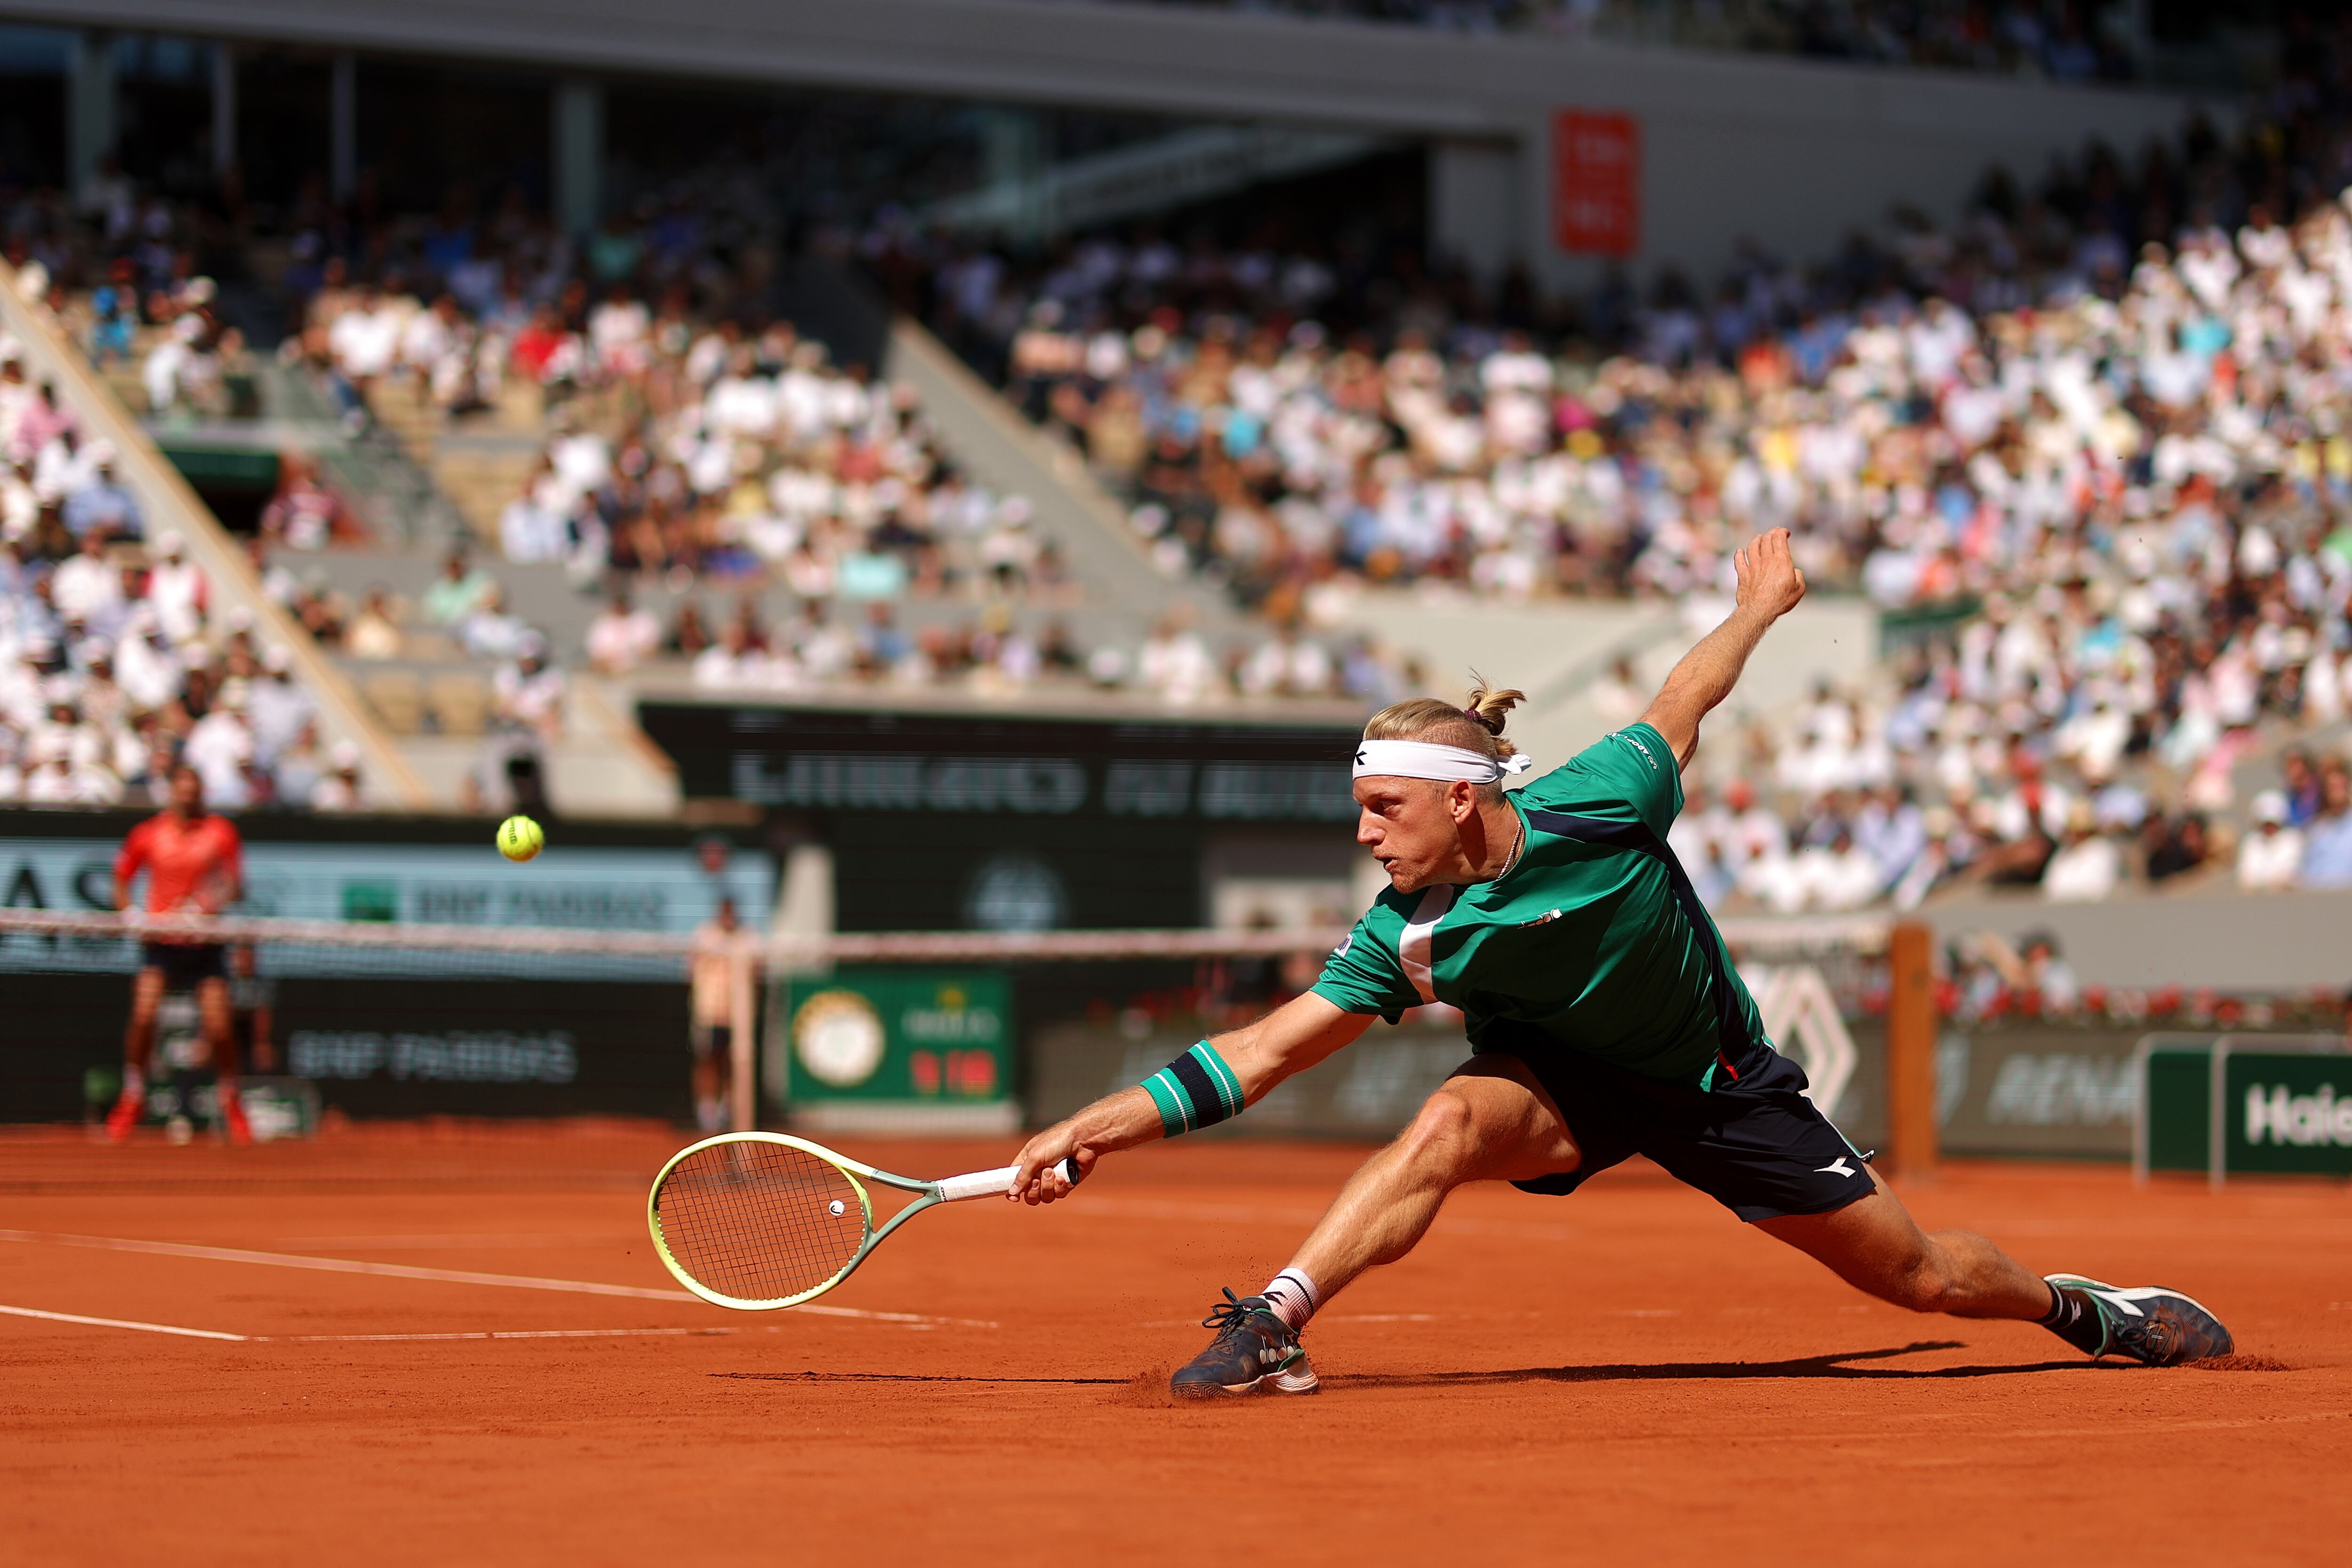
1610, 730, 1659, 772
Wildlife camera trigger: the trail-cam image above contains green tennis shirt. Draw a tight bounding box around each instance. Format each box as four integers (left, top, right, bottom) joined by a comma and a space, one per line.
1311, 722, 1768, 1087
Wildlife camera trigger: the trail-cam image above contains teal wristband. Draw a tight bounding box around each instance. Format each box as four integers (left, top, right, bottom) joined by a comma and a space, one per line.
1140, 1040, 1246, 1137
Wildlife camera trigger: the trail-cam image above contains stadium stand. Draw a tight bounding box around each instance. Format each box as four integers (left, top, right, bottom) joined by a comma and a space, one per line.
883, 106, 2352, 911
3, 16, 2339, 884
0, 252, 415, 812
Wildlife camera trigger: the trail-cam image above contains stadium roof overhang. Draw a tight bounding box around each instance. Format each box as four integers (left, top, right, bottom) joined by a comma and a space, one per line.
0, 0, 2184, 143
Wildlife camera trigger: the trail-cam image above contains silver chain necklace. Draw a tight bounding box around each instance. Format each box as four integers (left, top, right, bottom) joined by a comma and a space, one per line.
1493, 811, 1526, 882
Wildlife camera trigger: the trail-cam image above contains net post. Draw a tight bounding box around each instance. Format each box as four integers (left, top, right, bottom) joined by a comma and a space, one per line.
729, 944, 757, 1134
1884, 920, 1937, 1182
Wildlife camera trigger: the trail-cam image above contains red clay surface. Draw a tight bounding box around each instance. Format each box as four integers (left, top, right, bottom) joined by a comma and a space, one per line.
2, 1121, 2346, 1566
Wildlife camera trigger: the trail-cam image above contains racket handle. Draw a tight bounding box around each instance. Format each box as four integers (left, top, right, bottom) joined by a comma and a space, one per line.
935, 1154, 1084, 1202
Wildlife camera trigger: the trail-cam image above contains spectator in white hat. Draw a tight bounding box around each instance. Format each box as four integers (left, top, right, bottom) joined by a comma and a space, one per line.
246, 645, 314, 763
0, 456, 36, 540
183, 682, 255, 809
146, 530, 206, 641
2237, 790, 2303, 893
50, 529, 120, 623
310, 740, 365, 812
113, 607, 183, 712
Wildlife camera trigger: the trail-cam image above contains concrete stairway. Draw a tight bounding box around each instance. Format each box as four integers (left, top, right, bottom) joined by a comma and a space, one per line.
240, 365, 679, 817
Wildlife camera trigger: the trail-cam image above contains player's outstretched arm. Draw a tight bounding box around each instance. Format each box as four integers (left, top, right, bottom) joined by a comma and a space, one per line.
1008, 991, 1370, 1204
1639, 525, 1806, 769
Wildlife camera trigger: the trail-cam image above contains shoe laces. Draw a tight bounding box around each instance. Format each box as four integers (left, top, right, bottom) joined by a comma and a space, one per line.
1200, 1286, 1272, 1339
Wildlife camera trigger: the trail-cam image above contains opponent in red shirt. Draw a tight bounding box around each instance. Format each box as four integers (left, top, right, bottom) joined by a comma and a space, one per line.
108, 764, 250, 1144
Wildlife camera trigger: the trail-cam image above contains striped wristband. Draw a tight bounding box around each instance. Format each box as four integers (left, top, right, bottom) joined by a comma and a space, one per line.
1140, 1040, 1245, 1137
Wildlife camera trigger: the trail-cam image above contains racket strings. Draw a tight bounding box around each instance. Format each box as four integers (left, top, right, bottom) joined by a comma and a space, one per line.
653, 1142, 868, 1303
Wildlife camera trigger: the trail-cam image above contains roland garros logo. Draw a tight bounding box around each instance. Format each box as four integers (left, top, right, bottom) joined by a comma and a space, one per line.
794, 990, 888, 1088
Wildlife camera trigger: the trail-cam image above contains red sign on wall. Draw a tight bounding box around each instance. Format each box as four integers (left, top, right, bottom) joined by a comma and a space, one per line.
1551, 111, 1640, 257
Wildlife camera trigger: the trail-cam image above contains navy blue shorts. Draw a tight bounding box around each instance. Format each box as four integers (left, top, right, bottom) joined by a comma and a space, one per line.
1478, 1029, 1872, 1224
141, 940, 227, 992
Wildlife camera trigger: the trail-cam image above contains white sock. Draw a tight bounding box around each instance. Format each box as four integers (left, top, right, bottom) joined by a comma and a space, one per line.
1261, 1267, 1319, 1330
695, 1098, 724, 1133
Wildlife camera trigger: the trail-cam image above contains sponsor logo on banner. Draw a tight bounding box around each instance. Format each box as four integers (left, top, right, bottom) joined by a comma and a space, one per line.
1984, 1052, 2140, 1126
287, 1029, 580, 1083
2244, 1082, 2352, 1146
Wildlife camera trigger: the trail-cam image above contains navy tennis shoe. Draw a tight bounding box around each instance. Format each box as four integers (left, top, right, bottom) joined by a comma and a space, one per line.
1170, 1289, 1319, 1398
2044, 1274, 2234, 1365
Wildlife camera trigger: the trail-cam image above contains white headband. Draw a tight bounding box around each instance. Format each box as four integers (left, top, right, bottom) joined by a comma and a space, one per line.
1352, 739, 1535, 785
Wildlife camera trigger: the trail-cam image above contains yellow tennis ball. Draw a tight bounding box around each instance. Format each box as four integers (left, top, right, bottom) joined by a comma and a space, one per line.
497, 814, 544, 863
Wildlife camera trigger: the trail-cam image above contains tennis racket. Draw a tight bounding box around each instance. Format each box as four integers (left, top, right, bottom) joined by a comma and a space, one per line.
646, 1132, 1082, 1310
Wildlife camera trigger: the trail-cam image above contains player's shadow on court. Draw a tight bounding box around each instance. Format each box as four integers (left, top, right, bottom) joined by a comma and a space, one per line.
1342, 1341, 2126, 1388
712, 1371, 1126, 1385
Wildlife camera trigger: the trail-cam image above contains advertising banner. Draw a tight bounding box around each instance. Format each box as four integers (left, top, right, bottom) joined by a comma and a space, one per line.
1933, 1027, 2143, 1158
772, 969, 1015, 1133
2136, 1035, 2352, 1183
2220, 1046, 2352, 1178
1552, 110, 1641, 257
0, 836, 773, 979
4, 971, 693, 1122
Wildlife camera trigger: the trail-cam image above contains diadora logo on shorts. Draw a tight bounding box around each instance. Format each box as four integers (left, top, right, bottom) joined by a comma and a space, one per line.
1611, 731, 1658, 772
1814, 1157, 1858, 1178
2244, 1083, 2352, 1146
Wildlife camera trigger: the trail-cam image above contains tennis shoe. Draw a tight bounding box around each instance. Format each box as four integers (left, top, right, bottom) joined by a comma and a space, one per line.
104, 1087, 143, 1143
1170, 1289, 1319, 1398
217, 1087, 254, 1147
2044, 1274, 2233, 1366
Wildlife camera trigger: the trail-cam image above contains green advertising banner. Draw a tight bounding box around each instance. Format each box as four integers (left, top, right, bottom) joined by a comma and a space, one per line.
773, 969, 1015, 1132
2224, 1051, 2352, 1178
2137, 1035, 2352, 1185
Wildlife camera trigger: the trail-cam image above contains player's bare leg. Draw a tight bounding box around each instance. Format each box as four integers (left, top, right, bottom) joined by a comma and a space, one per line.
1173, 1055, 2231, 1390
1755, 1167, 2050, 1319
197, 976, 252, 1145
1759, 1169, 2231, 1363
692, 1048, 730, 1135
1286, 1057, 1580, 1297
1169, 1058, 1577, 1397
107, 967, 167, 1141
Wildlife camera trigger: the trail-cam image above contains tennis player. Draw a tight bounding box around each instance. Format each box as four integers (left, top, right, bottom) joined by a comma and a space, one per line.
1012, 528, 2232, 1395
107, 764, 251, 1145
688, 899, 741, 1133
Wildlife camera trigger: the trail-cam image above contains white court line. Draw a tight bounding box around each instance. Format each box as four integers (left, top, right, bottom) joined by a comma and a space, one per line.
0, 1301, 249, 1341
0, 1305, 764, 1344
282, 1326, 758, 1343
275, 1234, 621, 1250
0, 1229, 995, 1329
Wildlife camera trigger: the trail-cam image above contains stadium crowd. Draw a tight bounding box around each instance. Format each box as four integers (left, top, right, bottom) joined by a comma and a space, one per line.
12, 76, 2352, 899
0, 327, 361, 811
267, 185, 1407, 707
890, 107, 2352, 908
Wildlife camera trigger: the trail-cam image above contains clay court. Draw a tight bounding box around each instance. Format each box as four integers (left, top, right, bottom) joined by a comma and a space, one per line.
2, 1122, 2345, 1566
